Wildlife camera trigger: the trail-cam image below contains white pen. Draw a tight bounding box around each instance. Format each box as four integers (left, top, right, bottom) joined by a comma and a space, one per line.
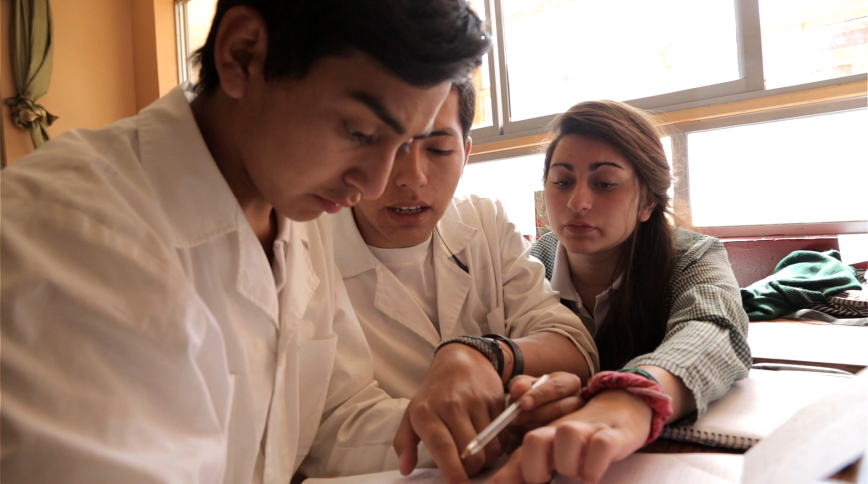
461, 373, 551, 459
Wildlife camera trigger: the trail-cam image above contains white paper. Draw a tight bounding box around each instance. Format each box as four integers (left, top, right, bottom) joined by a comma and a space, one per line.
302, 467, 498, 484
681, 370, 852, 441
741, 370, 868, 484
584, 453, 742, 484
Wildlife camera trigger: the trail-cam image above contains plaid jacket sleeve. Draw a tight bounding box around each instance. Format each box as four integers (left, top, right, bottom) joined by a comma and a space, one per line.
626, 230, 751, 419
531, 230, 752, 419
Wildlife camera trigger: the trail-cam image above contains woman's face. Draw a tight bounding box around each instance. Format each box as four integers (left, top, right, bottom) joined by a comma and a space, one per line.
544, 134, 654, 259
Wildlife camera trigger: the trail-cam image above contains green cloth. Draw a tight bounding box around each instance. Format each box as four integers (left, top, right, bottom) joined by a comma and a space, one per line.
740, 249, 861, 321
4, 0, 57, 148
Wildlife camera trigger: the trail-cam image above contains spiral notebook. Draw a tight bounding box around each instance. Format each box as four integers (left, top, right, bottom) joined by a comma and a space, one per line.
659, 368, 853, 450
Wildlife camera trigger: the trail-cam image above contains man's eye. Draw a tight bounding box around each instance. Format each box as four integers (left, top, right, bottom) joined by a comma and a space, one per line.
427, 148, 453, 156
346, 123, 375, 145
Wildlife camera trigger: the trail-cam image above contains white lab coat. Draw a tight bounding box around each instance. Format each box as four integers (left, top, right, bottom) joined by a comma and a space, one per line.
332, 196, 599, 400
0, 86, 405, 483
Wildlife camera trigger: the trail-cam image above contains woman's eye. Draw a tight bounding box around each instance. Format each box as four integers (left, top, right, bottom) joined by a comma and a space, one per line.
597, 182, 616, 190
346, 123, 375, 145
551, 180, 572, 188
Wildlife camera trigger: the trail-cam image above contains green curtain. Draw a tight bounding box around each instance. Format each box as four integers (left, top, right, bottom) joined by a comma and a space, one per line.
4, 0, 57, 148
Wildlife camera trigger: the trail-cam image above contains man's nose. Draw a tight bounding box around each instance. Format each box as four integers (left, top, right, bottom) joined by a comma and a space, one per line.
392, 144, 427, 190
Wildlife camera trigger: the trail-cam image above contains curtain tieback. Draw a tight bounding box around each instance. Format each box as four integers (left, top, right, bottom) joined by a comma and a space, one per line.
4, 95, 58, 130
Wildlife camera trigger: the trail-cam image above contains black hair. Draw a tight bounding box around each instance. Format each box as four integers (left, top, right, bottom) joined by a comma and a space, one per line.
193, 0, 490, 94
453, 77, 476, 141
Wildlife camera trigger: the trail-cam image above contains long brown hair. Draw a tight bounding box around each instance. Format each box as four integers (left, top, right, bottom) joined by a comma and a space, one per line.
543, 100, 676, 371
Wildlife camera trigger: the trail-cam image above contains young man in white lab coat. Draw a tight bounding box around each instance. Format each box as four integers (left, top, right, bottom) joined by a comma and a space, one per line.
0, 2, 489, 483
332, 81, 600, 483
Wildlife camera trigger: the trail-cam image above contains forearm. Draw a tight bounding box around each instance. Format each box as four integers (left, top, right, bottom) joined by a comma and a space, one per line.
499, 332, 592, 385
637, 365, 696, 423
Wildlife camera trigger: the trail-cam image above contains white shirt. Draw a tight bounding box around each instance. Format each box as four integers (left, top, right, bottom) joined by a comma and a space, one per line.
368, 237, 440, 331
0, 85, 405, 483
549, 241, 622, 337
332, 196, 599, 401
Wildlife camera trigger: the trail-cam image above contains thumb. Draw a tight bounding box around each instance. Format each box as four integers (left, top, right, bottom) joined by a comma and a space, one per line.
393, 410, 421, 475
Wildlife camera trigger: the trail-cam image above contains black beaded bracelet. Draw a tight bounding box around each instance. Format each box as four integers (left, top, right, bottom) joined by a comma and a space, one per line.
436, 336, 504, 376
484, 334, 524, 381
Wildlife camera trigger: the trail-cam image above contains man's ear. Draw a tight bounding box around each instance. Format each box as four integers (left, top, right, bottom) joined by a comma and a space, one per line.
462, 137, 472, 171
212, 6, 269, 99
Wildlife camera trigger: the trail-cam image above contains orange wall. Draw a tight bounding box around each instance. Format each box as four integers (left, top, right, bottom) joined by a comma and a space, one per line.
1, 0, 178, 165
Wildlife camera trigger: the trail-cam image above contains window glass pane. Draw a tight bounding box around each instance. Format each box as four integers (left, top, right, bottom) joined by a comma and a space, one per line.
186, 0, 219, 82
454, 154, 545, 236
468, 0, 494, 129
687, 108, 868, 227
502, 0, 739, 122
760, 0, 868, 89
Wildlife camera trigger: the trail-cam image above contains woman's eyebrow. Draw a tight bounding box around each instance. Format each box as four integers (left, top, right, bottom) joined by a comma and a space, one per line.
589, 161, 624, 171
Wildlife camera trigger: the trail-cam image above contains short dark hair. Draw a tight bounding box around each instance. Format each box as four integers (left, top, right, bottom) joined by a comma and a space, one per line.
453, 78, 476, 141
193, 0, 490, 94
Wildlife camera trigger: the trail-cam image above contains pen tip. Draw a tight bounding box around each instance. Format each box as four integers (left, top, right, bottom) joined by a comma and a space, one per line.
460, 449, 471, 459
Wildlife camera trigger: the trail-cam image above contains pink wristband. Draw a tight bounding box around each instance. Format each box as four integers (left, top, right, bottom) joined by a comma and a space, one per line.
580, 371, 673, 446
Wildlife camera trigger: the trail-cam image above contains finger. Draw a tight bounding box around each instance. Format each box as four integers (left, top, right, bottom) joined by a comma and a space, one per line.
518, 373, 582, 412
515, 395, 585, 429
520, 427, 557, 484
447, 403, 490, 476
488, 446, 528, 484
553, 422, 594, 479
580, 428, 622, 484
393, 410, 421, 475
414, 413, 470, 484
482, 430, 503, 470
508, 375, 538, 400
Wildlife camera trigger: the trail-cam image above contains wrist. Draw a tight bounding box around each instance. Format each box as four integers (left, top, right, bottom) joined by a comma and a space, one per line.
580, 371, 673, 446
494, 340, 514, 385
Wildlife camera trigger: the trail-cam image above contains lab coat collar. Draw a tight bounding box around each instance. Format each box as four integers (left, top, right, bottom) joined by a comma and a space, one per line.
432, 201, 477, 340
332, 209, 441, 345
436, 201, 478, 256
137, 84, 240, 249
332, 208, 378, 278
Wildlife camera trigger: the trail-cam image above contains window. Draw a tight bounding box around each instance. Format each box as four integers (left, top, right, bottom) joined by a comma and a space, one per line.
684, 105, 867, 230
470, 0, 866, 236
502, 0, 741, 122
455, 154, 545, 237
175, 0, 218, 84
476, 0, 867, 138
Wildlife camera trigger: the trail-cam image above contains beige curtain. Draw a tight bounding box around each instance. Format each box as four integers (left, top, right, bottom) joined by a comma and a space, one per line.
4, 0, 57, 148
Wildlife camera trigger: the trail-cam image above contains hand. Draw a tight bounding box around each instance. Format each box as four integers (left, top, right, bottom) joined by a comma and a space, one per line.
507, 372, 585, 433
393, 343, 507, 484
490, 389, 653, 484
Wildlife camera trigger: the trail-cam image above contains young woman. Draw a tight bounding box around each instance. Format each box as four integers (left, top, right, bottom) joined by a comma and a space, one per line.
491, 100, 751, 484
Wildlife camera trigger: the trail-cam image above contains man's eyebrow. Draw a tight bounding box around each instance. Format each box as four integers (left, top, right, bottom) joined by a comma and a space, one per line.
418, 128, 457, 139
350, 92, 406, 135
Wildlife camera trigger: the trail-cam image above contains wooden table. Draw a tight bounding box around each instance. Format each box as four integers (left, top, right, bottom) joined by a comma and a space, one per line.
749, 319, 868, 373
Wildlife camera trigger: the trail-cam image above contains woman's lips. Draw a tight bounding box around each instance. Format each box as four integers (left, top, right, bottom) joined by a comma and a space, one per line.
564, 222, 596, 234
